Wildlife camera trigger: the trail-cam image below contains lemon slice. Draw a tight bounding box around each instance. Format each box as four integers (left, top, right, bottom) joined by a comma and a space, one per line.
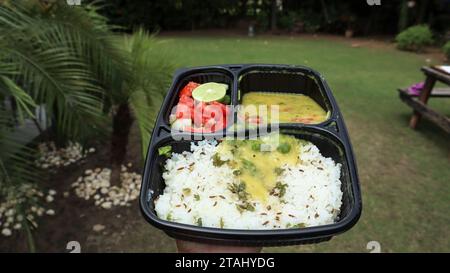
192, 82, 228, 102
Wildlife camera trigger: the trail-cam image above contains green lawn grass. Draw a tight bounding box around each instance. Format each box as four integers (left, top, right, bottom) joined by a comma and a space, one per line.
152, 35, 450, 252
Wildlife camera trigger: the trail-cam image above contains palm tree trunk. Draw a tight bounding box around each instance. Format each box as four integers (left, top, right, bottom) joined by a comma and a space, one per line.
110, 102, 133, 186
50, 103, 66, 148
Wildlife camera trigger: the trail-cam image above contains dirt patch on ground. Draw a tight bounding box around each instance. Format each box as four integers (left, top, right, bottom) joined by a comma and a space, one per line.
0, 123, 176, 252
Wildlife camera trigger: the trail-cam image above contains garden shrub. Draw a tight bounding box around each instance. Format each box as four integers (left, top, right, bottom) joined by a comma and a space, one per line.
443, 41, 450, 60
297, 12, 322, 33
396, 25, 433, 52
278, 11, 297, 31
255, 10, 269, 32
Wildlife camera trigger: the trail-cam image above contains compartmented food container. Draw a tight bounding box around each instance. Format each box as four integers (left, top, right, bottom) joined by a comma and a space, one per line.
140, 64, 362, 246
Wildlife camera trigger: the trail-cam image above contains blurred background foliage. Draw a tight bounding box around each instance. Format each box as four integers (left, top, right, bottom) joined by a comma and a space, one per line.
96, 0, 449, 41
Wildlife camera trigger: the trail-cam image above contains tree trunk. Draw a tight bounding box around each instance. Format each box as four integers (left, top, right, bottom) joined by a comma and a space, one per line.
398, 0, 409, 32
417, 0, 428, 24
319, 0, 330, 23
110, 102, 133, 186
270, 0, 277, 32
50, 103, 66, 148
239, 0, 249, 17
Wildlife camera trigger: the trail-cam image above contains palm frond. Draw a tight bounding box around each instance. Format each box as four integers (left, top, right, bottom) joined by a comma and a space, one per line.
0, 108, 41, 188
0, 107, 41, 252
3, 41, 107, 141
0, 75, 36, 123
0, 1, 125, 142
128, 89, 157, 158
125, 29, 175, 158
39, 1, 129, 95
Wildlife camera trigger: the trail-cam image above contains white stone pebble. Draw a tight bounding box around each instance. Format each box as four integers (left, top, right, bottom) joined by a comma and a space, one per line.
2, 228, 12, 236
101, 202, 112, 209
46, 209, 55, 216
92, 224, 105, 232
0, 186, 56, 237
35, 142, 95, 170
72, 164, 141, 209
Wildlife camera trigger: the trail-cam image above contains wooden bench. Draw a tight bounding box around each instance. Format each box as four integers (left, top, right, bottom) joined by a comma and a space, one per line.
398, 87, 450, 98
398, 66, 450, 134
398, 88, 450, 134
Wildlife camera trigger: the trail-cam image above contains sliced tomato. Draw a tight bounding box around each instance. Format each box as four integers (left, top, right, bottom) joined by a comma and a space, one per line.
203, 118, 217, 132
219, 120, 228, 131
214, 119, 226, 131
221, 105, 231, 128
224, 105, 231, 118
210, 101, 227, 113
184, 126, 197, 133
208, 119, 226, 132
192, 102, 204, 126
194, 101, 206, 111
179, 95, 194, 108
193, 109, 203, 127
175, 103, 192, 119
179, 81, 200, 97
176, 99, 230, 133
204, 104, 224, 121
185, 126, 212, 134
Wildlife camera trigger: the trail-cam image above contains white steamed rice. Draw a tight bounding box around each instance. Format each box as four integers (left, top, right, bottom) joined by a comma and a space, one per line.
154, 140, 343, 229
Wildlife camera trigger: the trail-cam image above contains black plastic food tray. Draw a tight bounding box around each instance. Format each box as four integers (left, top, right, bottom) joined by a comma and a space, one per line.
140, 64, 362, 246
